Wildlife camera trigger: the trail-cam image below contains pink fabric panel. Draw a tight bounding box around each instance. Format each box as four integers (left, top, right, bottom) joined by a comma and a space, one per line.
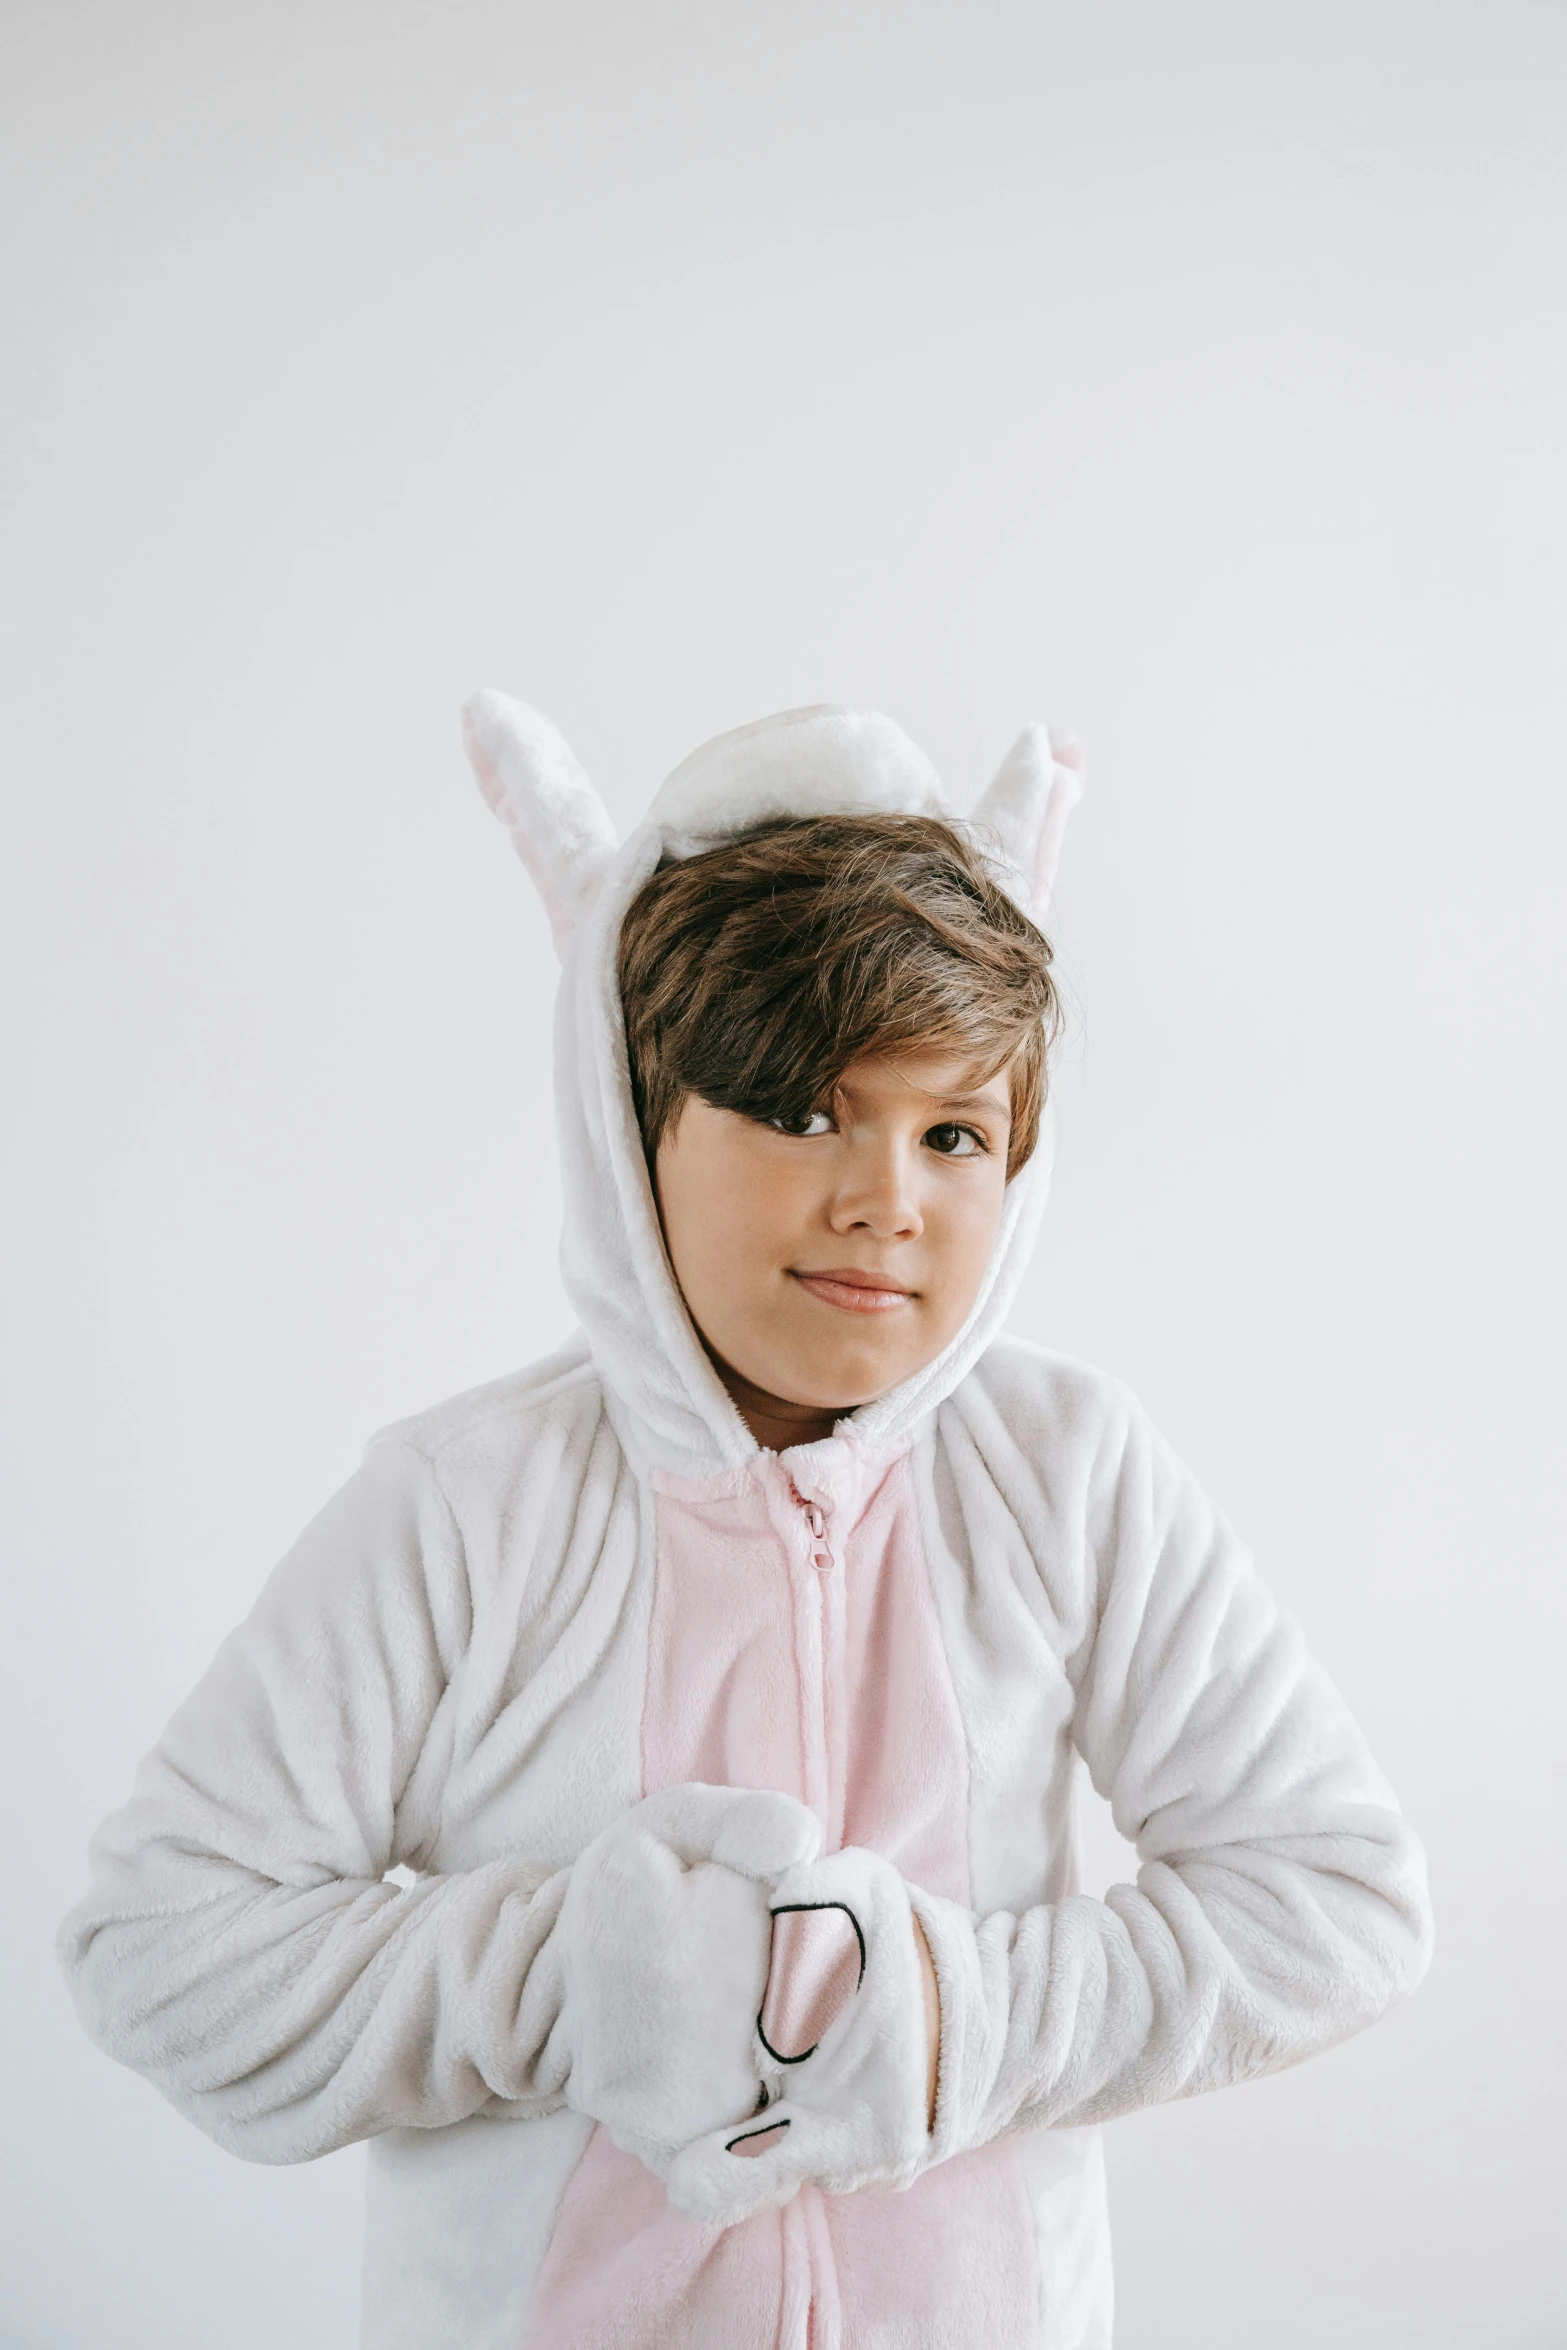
821, 2141, 1042, 2345
760, 1906, 863, 2061
640, 1467, 815, 1810
527, 1447, 1040, 2344
799, 2186, 842, 2350
524, 2125, 791, 2348
642, 1452, 973, 1901
835, 1457, 971, 1903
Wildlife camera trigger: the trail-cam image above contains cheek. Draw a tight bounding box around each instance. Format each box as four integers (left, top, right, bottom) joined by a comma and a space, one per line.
659, 1139, 808, 1306
689, 1185, 769, 1294
930, 1178, 1008, 1314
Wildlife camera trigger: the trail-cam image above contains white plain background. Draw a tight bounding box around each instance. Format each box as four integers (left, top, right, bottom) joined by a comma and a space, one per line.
3, 4, 1565, 2344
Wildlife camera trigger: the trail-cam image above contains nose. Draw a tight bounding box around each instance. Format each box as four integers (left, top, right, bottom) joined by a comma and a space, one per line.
827, 1134, 923, 1241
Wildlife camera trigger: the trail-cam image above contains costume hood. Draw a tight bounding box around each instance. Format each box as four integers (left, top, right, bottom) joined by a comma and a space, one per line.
463, 693, 1083, 1481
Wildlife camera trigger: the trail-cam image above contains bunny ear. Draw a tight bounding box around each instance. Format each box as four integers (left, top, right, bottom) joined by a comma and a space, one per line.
462, 689, 619, 956
971, 723, 1085, 919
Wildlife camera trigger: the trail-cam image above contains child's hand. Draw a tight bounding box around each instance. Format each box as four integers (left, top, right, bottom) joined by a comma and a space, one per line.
665, 1845, 938, 2228
552, 1783, 821, 2177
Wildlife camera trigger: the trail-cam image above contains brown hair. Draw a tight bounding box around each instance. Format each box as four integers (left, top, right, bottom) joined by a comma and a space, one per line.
617, 812, 1059, 1181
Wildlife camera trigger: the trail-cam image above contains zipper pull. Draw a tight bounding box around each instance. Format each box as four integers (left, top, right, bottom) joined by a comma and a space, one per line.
802, 1498, 833, 1573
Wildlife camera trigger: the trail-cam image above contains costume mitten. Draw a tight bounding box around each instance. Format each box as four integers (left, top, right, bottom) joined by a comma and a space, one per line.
665, 1844, 932, 2226
549, 1782, 822, 2177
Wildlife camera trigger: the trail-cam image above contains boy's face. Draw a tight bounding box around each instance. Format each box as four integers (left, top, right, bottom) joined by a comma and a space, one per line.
655, 1048, 1013, 1420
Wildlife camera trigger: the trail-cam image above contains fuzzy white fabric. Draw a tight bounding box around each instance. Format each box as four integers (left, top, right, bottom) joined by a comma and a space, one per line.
553, 1785, 821, 2176
59, 696, 1433, 2350
668, 1845, 933, 2224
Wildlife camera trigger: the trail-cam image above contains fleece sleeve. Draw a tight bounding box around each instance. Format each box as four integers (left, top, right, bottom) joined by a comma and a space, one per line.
56, 1437, 576, 2165
911, 1393, 1434, 2159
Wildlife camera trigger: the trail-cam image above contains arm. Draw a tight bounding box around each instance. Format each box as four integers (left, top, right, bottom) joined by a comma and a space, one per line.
58, 1437, 819, 2170
917, 1391, 1433, 2153
668, 1388, 1431, 2224
58, 1438, 576, 2163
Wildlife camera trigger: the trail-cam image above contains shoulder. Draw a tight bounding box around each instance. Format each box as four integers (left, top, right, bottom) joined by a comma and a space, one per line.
948, 1334, 1139, 1456
950, 1339, 1239, 1576
363, 1336, 613, 1490
934, 1339, 1165, 1556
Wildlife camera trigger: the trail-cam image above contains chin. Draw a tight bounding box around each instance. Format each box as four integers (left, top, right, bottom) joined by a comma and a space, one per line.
777, 1350, 910, 1413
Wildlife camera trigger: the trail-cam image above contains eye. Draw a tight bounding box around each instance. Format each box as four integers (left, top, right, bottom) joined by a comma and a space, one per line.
924, 1122, 986, 1158
767, 1107, 835, 1138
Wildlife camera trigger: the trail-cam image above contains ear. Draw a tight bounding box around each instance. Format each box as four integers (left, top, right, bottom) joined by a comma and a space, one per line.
462, 689, 619, 956
971, 723, 1085, 918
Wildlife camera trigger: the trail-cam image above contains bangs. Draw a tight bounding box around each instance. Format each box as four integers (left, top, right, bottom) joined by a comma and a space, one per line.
618, 813, 1059, 1181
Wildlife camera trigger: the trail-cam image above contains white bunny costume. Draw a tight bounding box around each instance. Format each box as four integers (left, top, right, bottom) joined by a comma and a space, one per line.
60, 697, 1432, 2350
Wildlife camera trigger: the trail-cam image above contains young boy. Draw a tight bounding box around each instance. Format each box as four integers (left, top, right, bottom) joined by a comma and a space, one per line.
60, 694, 1432, 2350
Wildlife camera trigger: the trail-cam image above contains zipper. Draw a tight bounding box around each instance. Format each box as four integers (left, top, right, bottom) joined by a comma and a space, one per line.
787, 1482, 845, 2350
789, 1481, 845, 1848
785, 1482, 837, 1831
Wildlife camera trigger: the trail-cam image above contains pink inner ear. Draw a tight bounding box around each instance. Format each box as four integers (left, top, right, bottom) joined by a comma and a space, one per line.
759, 1905, 863, 2062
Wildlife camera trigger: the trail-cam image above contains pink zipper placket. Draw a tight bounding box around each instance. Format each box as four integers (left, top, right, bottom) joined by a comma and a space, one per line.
786, 1470, 847, 2350
794, 1480, 848, 1858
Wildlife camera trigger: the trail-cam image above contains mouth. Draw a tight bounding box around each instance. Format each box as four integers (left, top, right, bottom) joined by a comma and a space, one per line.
788, 1268, 917, 1315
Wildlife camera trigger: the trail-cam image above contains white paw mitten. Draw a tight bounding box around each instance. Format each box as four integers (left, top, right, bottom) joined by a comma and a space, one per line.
665, 1845, 932, 2227
550, 1783, 822, 2176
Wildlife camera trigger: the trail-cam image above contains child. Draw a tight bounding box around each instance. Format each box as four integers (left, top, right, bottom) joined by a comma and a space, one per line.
60, 694, 1432, 2349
